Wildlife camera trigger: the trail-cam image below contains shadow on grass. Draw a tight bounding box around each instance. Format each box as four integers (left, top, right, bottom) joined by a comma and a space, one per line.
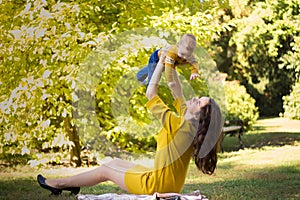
250, 124, 274, 132
182, 165, 300, 200
222, 132, 300, 152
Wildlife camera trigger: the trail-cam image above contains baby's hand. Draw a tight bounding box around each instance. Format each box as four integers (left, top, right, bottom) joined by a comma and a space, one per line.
190, 73, 200, 80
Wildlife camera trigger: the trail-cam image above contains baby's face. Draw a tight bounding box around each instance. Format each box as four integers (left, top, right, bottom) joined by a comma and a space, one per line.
177, 41, 195, 60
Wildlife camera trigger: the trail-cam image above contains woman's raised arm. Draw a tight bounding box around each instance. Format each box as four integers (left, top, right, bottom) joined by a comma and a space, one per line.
168, 68, 183, 99
146, 56, 165, 100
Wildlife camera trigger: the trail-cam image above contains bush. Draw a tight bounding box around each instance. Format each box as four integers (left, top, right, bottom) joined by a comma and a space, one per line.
225, 81, 259, 129
283, 81, 300, 120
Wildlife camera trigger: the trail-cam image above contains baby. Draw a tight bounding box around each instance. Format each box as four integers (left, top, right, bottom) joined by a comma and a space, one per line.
136, 34, 200, 87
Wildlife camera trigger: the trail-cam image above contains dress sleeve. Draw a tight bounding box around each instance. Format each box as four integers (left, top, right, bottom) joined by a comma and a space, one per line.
146, 95, 182, 134
173, 95, 187, 117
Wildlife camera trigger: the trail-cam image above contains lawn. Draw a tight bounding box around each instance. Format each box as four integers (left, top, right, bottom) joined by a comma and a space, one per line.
0, 118, 299, 200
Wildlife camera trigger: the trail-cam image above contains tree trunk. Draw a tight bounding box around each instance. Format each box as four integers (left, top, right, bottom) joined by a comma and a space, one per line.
64, 116, 82, 167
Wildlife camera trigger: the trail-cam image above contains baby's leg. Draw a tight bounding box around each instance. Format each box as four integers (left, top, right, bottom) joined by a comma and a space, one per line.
147, 49, 160, 83
136, 65, 149, 83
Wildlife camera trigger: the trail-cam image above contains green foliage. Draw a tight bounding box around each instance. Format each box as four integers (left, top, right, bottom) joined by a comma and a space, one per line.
149, 6, 233, 47
0, 71, 72, 165
230, 0, 299, 76
1, 0, 225, 165
225, 81, 259, 128
0, 0, 101, 166
230, 0, 300, 115
282, 80, 300, 120
2, 0, 296, 167
212, 0, 300, 116
279, 35, 300, 79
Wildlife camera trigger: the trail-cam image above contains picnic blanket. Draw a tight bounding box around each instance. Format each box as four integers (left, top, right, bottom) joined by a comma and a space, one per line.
76, 190, 208, 200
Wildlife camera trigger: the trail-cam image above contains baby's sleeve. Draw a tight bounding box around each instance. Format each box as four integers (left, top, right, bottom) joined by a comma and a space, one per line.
165, 65, 175, 83
189, 55, 199, 74
164, 47, 177, 83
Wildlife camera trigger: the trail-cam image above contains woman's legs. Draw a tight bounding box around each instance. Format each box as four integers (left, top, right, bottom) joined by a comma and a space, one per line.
44, 158, 136, 191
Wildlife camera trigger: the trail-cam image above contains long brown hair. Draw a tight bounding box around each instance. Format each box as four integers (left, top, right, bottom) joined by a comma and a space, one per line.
192, 99, 223, 175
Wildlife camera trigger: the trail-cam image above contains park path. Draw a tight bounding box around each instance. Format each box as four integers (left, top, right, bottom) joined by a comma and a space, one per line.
254, 117, 300, 133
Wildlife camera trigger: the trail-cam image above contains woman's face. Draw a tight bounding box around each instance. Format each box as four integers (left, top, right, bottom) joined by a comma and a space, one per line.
186, 97, 210, 116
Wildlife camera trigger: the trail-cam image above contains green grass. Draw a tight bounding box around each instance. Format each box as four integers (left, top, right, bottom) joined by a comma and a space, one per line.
183, 145, 300, 200
0, 118, 300, 200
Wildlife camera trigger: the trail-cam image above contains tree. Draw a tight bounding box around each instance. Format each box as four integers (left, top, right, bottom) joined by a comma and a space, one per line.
0, 0, 102, 166
283, 80, 300, 120
1, 0, 252, 166
211, 0, 300, 116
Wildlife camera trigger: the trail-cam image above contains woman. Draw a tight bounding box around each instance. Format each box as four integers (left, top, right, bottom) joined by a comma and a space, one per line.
37, 55, 224, 196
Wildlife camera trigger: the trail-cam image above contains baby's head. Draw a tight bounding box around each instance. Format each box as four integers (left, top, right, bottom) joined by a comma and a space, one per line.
178, 34, 196, 59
